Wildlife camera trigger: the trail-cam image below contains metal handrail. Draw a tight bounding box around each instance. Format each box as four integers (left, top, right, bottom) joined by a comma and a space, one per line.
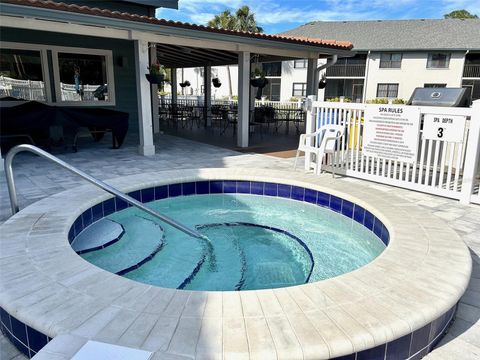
4, 144, 205, 240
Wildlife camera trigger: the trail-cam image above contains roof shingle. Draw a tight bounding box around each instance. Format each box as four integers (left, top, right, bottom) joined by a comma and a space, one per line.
282, 19, 480, 51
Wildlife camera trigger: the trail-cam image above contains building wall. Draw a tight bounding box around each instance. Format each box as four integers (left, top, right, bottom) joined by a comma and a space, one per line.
1, 27, 139, 131
364, 51, 466, 101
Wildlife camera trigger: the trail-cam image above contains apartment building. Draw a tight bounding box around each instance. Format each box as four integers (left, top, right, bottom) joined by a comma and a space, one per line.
181, 19, 480, 103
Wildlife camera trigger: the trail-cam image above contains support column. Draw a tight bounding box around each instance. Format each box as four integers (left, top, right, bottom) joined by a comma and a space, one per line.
237, 51, 250, 148
171, 68, 177, 105
149, 46, 160, 134
134, 39, 155, 156
306, 58, 317, 96
204, 66, 212, 127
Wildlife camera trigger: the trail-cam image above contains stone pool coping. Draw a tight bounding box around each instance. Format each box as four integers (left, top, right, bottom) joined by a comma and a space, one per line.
0, 168, 472, 359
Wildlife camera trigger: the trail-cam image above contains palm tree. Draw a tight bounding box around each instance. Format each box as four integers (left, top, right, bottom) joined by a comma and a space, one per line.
234, 6, 263, 33
207, 6, 263, 98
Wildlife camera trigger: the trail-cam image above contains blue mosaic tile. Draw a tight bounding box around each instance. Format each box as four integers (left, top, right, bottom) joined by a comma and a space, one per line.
353, 205, 365, 224
291, 186, 305, 201
317, 191, 330, 207
250, 182, 264, 195
154, 185, 168, 200
141, 187, 155, 203
381, 225, 390, 245
196, 181, 209, 195
341, 200, 354, 218
373, 218, 383, 238
236, 181, 251, 194
357, 344, 386, 360
27, 325, 48, 353
223, 181, 237, 193
81, 208, 93, 228
410, 323, 431, 358
182, 182, 196, 196
330, 354, 355, 360
364, 211, 375, 231
1, 307, 11, 332
102, 198, 116, 217
68, 227, 74, 242
129, 190, 141, 201
277, 184, 292, 198
304, 189, 317, 204
73, 217, 83, 237
115, 197, 129, 211
10, 335, 29, 358
386, 333, 411, 360
209, 181, 223, 194
10, 315, 27, 345
264, 182, 278, 196
168, 183, 182, 197
330, 195, 342, 213
91, 203, 103, 222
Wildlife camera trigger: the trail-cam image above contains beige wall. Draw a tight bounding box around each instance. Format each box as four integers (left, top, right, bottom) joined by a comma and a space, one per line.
364, 51, 466, 101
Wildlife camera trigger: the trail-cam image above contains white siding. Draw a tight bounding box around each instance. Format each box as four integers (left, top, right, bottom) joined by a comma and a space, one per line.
364, 51, 465, 101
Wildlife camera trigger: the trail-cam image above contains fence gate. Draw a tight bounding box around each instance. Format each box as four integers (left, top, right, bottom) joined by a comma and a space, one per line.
305, 99, 480, 204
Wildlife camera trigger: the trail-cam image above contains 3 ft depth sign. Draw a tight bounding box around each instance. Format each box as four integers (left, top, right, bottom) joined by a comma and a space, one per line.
423, 114, 466, 142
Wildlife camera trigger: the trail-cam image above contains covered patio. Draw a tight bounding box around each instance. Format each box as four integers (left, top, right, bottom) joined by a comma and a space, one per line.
0, 0, 353, 160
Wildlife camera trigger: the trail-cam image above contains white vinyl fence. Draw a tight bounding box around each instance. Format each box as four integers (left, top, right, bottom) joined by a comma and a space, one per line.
305, 98, 480, 204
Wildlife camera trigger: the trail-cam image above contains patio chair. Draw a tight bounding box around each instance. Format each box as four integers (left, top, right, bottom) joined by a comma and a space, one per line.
294, 124, 345, 177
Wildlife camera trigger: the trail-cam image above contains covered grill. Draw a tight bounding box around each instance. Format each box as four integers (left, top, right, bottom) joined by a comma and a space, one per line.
407, 87, 470, 107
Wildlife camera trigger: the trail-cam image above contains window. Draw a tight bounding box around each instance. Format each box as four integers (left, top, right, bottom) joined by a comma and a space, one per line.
380, 53, 402, 68
0, 46, 49, 101
262, 62, 282, 77
294, 59, 308, 68
376, 83, 399, 98
292, 83, 307, 97
427, 53, 450, 68
52, 47, 115, 105
424, 83, 447, 88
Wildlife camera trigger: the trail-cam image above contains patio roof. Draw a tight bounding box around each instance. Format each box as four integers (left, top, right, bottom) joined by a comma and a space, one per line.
0, 0, 353, 63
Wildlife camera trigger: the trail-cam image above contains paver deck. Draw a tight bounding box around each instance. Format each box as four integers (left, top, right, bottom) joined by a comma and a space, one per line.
0, 134, 478, 359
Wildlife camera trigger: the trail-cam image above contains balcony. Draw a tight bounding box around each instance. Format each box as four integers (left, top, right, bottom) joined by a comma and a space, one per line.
463, 64, 480, 78
326, 64, 366, 77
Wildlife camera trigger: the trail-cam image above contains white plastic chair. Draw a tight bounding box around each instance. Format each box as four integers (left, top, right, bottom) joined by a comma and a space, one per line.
294, 124, 345, 176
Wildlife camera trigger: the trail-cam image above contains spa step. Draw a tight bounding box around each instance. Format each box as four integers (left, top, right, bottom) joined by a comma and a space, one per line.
183, 224, 245, 291
71, 219, 124, 254
123, 229, 205, 289
79, 215, 164, 274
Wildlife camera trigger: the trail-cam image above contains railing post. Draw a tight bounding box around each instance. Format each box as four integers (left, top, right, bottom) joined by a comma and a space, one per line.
305, 95, 317, 170
460, 100, 480, 204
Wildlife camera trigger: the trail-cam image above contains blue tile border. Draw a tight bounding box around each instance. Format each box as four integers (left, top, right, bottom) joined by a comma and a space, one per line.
1, 307, 50, 358
69, 180, 391, 248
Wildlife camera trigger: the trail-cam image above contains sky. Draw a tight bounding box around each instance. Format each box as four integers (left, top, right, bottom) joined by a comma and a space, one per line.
156, 0, 480, 34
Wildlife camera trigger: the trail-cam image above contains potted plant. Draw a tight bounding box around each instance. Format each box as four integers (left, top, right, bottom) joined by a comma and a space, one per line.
146, 62, 165, 84
250, 68, 268, 88
179, 80, 191, 88
318, 73, 327, 89
212, 78, 222, 88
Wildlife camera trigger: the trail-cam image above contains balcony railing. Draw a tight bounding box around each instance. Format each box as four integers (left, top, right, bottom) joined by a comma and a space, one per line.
326, 64, 366, 77
463, 64, 480, 78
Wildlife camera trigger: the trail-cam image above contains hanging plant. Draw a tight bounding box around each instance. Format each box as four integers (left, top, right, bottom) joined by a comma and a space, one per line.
146, 62, 166, 84
179, 80, 191, 88
318, 73, 327, 89
212, 78, 222, 88
250, 68, 268, 88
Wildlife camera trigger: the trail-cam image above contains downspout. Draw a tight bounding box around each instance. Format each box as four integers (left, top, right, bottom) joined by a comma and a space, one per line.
363, 51, 371, 102
314, 54, 338, 98
461, 50, 469, 87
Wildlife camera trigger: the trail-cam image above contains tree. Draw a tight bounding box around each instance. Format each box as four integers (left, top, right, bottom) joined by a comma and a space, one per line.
234, 6, 263, 33
207, 6, 263, 98
444, 9, 478, 19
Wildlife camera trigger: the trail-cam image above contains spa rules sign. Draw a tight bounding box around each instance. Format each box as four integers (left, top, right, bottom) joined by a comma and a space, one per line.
363, 105, 421, 163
